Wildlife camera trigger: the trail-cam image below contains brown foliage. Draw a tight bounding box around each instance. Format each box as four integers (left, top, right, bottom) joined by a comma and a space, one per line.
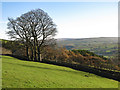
1, 47, 12, 54
40, 46, 119, 71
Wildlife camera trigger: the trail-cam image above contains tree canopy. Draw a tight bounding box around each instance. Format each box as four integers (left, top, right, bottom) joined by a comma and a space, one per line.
7, 9, 57, 61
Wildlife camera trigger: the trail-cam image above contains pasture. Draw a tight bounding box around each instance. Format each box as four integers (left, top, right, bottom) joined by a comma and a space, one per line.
2, 55, 118, 88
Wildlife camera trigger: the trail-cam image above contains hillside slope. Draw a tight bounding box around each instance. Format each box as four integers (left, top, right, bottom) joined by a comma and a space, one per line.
57, 37, 118, 58
2, 55, 118, 88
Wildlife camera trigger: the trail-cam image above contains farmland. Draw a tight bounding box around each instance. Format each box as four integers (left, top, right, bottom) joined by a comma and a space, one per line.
57, 37, 118, 58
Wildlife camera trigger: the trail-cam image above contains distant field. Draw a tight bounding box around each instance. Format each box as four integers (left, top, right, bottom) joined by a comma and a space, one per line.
57, 37, 118, 58
2, 55, 118, 88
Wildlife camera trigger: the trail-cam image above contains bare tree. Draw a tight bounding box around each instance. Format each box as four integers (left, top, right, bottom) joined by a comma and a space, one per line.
7, 17, 31, 60
7, 9, 57, 61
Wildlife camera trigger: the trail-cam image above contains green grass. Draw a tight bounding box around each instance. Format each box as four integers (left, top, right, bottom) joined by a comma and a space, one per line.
2, 55, 118, 88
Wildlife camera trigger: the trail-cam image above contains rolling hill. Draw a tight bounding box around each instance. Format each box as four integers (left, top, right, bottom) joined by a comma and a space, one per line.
57, 37, 118, 58
2, 55, 118, 88
1, 37, 118, 58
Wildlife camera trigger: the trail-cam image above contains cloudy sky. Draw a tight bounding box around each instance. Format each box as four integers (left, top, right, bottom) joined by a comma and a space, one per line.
0, 1, 118, 39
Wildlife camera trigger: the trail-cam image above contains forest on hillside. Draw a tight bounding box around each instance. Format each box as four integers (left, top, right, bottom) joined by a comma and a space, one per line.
57, 37, 118, 58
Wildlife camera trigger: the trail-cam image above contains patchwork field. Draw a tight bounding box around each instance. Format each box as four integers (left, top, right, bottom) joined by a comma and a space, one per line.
57, 37, 118, 58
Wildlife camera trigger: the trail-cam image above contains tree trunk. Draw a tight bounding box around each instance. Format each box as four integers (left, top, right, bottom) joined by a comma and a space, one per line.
34, 46, 37, 61
26, 46, 29, 60
30, 47, 33, 60
37, 46, 42, 62
34, 38, 37, 62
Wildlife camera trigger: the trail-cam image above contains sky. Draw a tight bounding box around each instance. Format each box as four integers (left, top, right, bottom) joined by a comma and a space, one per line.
0, 1, 118, 39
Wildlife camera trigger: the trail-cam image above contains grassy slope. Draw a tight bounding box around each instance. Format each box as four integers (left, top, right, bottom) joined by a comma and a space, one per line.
2, 55, 118, 88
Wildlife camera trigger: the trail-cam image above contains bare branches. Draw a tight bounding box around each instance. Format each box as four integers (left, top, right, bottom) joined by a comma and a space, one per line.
7, 9, 57, 61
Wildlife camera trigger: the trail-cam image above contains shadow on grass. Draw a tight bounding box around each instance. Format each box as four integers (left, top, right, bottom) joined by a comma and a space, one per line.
2, 54, 120, 82
3, 61, 84, 76
1, 54, 30, 61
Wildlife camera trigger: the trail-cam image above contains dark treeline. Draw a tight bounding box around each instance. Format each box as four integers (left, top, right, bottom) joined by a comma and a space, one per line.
41, 60, 120, 81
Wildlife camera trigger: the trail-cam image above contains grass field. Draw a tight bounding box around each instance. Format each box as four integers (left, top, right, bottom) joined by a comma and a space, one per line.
2, 55, 118, 88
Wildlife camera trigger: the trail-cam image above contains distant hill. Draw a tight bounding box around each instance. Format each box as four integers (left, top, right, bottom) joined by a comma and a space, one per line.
0, 37, 118, 58
57, 37, 118, 58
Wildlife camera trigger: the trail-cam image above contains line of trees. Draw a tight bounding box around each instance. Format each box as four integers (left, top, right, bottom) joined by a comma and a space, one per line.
42, 46, 119, 71
7, 9, 57, 62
